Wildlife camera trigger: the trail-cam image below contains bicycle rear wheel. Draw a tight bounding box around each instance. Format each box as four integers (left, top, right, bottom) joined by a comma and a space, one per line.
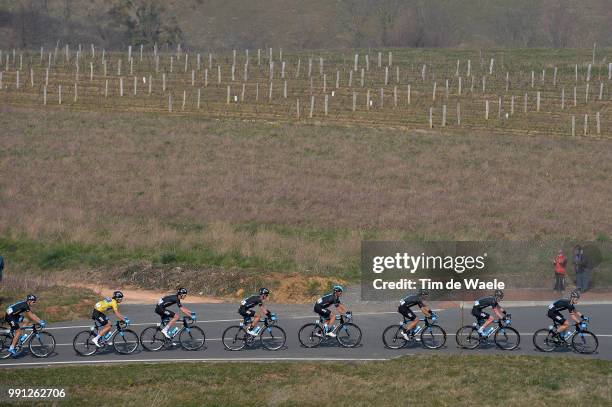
73, 330, 98, 356
382, 325, 408, 349
455, 326, 480, 349
29, 332, 56, 357
572, 331, 598, 354
180, 326, 206, 351
337, 323, 362, 348
298, 323, 323, 348
532, 329, 557, 352
113, 329, 139, 354
222, 326, 247, 351
140, 326, 166, 351
421, 325, 446, 349
260, 325, 286, 350
494, 326, 520, 350
0, 333, 13, 359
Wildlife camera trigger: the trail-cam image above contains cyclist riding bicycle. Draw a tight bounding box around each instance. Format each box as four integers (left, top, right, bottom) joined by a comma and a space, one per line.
314, 285, 348, 338
472, 289, 507, 336
91, 291, 129, 347
4, 294, 45, 357
398, 289, 433, 340
547, 290, 584, 340
239, 288, 270, 336
155, 287, 196, 338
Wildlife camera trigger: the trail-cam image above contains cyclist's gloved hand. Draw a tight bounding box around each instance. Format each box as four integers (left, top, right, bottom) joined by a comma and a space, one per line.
191, 312, 197, 321
266, 310, 272, 317
124, 318, 131, 326
270, 313, 277, 321
345, 311, 352, 317
39, 320, 46, 328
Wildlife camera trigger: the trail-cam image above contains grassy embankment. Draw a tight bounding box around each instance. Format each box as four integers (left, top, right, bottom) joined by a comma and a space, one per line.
1, 92, 612, 316
0, 355, 610, 406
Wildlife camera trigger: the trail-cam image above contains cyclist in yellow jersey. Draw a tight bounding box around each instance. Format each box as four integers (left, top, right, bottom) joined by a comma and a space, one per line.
91, 291, 129, 347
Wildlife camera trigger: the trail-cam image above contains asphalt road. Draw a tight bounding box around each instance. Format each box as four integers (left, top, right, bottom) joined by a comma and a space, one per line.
1, 303, 611, 367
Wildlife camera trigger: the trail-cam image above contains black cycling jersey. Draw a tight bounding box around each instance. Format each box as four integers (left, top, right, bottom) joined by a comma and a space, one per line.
316, 293, 341, 309
400, 294, 424, 308
241, 295, 262, 310
473, 296, 499, 310
5, 301, 30, 316
157, 295, 182, 309
548, 299, 575, 313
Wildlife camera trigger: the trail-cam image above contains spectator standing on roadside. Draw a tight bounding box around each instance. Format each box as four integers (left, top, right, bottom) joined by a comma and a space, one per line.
553, 250, 567, 292
573, 245, 590, 293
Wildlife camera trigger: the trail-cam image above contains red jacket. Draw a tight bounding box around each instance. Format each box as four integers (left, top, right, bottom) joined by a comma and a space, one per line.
554, 254, 567, 274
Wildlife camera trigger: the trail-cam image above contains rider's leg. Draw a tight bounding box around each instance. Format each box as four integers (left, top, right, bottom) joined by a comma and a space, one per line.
97, 323, 111, 338
250, 313, 261, 330
478, 315, 494, 334
556, 320, 569, 334
9, 328, 22, 348
326, 310, 336, 331
162, 312, 180, 335
90, 311, 109, 346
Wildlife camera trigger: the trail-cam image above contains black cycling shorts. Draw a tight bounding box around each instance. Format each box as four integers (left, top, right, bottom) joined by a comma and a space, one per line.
314, 304, 331, 320
155, 306, 175, 321
4, 314, 23, 331
92, 309, 109, 326
398, 304, 416, 321
239, 306, 256, 321
471, 307, 489, 322
547, 310, 566, 325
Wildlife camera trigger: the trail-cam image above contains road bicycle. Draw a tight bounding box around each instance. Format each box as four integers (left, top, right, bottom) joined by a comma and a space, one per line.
382, 313, 446, 349
298, 312, 362, 348
140, 316, 205, 351
533, 316, 598, 354
73, 320, 139, 356
456, 314, 520, 350
0, 323, 56, 358
222, 314, 286, 351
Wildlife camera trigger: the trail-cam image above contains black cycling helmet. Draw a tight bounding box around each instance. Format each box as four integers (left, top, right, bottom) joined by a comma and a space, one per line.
494, 289, 504, 300
112, 291, 124, 300
333, 285, 344, 293
418, 289, 429, 298
177, 287, 188, 296
259, 287, 270, 296
570, 290, 581, 300
26, 294, 37, 302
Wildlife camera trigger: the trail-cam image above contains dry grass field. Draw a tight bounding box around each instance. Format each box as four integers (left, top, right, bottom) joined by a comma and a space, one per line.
0, 355, 610, 406
1, 105, 611, 295
1, 47, 611, 300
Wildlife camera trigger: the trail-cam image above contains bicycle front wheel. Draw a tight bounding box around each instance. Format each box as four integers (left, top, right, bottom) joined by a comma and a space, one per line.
421, 325, 447, 349
494, 326, 520, 350
140, 326, 166, 351
337, 323, 362, 348
382, 325, 408, 349
0, 333, 13, 359
180, 326, 206, 351
455, 326, 480, 349
222, 326, 247, 351
572, 330, 598, 354
532, 329, 557, 352
298, 323, 323, 348
113, 329, 140, 354
29, 332, 56, 358
260, 325, 286, 351
73, 330, 98, 356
